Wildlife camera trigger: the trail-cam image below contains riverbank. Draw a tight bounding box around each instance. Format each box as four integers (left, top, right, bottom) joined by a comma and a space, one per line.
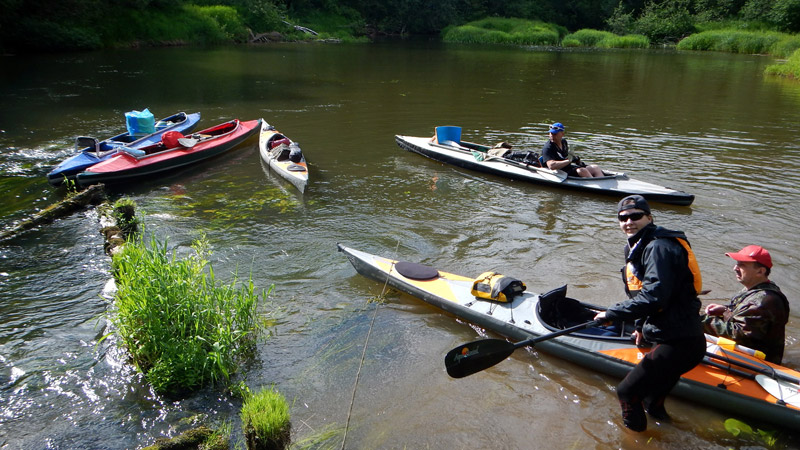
442, 18, 800, 79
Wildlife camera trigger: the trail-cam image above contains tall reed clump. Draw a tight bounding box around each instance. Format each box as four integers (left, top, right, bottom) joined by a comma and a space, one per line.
442, 17, 565, 46
240, 387, 291, 450
110, 233, 268, 394
562, 29, 650, 49
765, 48, 800, 79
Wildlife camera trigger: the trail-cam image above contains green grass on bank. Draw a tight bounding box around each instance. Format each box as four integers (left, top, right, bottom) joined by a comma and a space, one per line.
109, 233, 269, 394
676, 27, 800, 79
442, 17, 566, 46
443, 18, 647, 49
765, 48, 800, 79
677, 28, 800, 57
563, 29, 650, 49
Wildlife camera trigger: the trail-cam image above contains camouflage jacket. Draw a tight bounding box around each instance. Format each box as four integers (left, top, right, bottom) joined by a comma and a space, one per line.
701, 281, 790, 364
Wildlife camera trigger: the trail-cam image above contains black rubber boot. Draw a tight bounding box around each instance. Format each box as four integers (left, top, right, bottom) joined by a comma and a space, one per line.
619, 399, 647, 432
643, 396, 671, 421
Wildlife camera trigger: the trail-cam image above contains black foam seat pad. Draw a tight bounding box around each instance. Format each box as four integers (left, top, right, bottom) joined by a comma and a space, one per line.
395, 261, 439, 280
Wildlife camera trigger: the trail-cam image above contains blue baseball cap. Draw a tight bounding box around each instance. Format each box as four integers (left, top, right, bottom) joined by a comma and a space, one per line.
549, 122, 565, 133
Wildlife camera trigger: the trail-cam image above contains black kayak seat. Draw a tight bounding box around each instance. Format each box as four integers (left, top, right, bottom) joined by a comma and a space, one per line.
537, 285, 622, 337
395, 261, 439, 280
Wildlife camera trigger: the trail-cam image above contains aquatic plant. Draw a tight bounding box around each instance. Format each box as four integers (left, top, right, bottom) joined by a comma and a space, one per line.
109, 233, 270, 394
240, 387, 291, 450
724, 418, 778, 447
111, 197, 138, 236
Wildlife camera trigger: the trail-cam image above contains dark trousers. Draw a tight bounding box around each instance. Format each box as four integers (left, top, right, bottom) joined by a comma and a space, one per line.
617, 335, 706, 430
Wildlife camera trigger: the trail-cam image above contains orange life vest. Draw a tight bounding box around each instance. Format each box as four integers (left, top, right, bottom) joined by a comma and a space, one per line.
625, 237, 702, 295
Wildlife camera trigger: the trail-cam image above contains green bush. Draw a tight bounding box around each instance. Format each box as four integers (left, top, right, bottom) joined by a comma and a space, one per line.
633, 0, 696, 43
110, 233, 268, 394
442, 17, 564, 46
191, 5, 250, 42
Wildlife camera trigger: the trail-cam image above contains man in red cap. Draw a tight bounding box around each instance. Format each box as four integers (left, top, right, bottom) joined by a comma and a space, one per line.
701, 245, 790, 364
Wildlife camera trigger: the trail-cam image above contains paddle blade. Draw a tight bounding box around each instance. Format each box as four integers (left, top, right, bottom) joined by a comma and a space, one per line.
445, 338, 516, 378
755, 374, 800, 408
177, 137, 198, 147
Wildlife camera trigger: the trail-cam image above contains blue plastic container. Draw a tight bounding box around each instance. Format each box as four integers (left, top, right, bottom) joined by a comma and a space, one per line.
125, 108, 156, 136
436, 126, 461, 144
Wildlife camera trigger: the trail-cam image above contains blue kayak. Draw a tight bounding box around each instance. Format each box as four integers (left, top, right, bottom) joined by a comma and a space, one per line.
46, 111, 201, 186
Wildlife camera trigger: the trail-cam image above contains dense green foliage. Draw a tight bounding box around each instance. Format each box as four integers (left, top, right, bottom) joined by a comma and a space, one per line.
4, 0, 800, 53
110, 233, 268, 394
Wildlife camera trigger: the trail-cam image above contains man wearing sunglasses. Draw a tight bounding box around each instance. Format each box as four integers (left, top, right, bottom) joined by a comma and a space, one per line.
701, 245, 789, 364
594, 195, 705, 432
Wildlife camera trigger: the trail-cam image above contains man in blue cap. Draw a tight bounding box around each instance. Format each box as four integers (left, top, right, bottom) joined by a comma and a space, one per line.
541, 122, 604, 177
594, 195, 705, 432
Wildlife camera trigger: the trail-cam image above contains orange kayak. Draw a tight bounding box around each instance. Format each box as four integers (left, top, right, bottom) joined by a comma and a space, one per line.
338, 244, 800, 429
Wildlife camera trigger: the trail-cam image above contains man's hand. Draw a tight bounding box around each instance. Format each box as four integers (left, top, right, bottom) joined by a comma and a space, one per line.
705, 304, 727, 316
593, 311, 609, 325
632, 330, 644, 346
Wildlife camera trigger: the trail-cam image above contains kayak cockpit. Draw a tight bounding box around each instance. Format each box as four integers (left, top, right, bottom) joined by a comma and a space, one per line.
536, 285, 635, 340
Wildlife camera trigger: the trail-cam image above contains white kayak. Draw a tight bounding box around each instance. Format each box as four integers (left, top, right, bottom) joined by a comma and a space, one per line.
259, 120, 308, 193
396, 133, 694, 206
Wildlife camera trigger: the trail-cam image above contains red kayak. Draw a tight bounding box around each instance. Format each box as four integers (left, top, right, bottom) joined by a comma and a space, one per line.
76, 119, 261, 187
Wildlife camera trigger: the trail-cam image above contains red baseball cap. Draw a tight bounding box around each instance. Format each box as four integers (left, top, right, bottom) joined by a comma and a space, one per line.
726, 245, 772, 268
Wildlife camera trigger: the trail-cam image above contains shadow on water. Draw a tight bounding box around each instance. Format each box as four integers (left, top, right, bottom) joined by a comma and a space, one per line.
1, 41, 799, 448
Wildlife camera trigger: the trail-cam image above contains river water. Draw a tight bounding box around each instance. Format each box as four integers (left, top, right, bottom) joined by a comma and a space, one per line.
1, 40, 799, 449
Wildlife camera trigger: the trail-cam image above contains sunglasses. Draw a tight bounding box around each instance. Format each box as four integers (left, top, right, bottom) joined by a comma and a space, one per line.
618, 212, 647, 222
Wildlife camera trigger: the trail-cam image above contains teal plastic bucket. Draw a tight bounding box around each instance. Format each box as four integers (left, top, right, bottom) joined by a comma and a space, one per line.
125, 108, 156, 136
436, 126, 461, 144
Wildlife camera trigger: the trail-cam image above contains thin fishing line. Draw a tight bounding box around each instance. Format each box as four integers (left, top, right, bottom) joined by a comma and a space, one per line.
341, 240, 400, 449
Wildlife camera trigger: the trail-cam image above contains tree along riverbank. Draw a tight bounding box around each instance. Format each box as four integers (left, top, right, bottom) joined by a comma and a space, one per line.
4, 0, 799, 80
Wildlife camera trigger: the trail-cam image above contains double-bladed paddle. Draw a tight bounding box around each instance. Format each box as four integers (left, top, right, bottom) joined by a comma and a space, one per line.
469, 150, 567, 183
444, 320, 601, 378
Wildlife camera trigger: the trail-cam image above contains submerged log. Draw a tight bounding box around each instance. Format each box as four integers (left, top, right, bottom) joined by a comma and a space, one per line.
0, 184, 106, 242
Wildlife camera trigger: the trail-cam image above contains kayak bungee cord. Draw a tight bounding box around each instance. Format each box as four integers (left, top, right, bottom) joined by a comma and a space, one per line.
341, 240, 399, 450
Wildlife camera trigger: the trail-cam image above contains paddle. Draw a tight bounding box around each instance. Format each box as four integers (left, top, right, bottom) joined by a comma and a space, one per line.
177, 137, 198, 147
444, 320, 601, 378
704, 351, 799, 385
469, 150, 567, 183
703, 356, 800, 407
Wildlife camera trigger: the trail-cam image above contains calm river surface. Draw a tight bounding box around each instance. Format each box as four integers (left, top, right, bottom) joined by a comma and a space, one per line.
1, 40, 800, 449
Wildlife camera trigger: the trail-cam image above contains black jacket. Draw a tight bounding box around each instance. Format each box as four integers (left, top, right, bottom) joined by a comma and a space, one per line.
604, 223, 704, 343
